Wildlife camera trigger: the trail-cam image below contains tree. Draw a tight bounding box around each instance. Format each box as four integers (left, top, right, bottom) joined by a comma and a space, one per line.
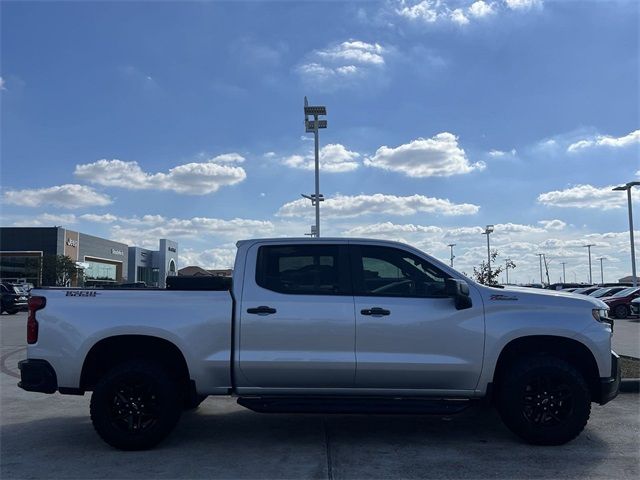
41, 255, 77, 287
471, 250, 516, 286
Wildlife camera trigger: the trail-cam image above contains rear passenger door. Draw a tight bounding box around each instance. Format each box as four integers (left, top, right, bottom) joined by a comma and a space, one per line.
238, 243, 356, 389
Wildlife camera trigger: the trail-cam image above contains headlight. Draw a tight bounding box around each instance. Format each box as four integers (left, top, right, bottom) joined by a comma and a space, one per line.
592, 308, 613, 328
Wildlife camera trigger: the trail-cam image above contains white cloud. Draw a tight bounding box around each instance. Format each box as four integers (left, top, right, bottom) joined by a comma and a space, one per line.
343, 222, 443, 237
395, 0, 541, 26
109, 215, 275, 247
504, 0, 542, 10
316, 40, 385, 66
277, 193, 480, 218
538, 219, 567, 231
74, 157, 246, 195
11, 213, 78, 227
364, 132, 485, 178
79, 213, 118, 223
567, 129, 640, 153
0, 77, 5, 91
180, 245, 238, 270
450, 8, 470, 25
537, 184, 638, 210
2, 184, 112, 209
281, 144, 360, 173
488, 148, 517, 157
468, 1, 495, 18
296, 40, 386, 88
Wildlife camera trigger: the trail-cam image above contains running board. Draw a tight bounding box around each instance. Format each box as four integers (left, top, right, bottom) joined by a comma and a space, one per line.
237, 396, 473, 415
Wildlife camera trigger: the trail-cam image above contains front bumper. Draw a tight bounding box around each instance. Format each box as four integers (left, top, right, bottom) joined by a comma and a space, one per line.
18, 359, 57, 394
598, 352, 620, 405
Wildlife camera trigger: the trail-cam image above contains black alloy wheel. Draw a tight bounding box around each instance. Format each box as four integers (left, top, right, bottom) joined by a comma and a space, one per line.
497, 356, 591, 445
90, 360, 182, 450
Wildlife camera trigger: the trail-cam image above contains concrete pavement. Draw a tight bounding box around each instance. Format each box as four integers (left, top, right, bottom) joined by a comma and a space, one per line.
612, 318, 640, 359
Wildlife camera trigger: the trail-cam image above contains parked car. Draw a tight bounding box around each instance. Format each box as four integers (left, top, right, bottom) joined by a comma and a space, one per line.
630, 297, 640, 316
572, 286, 600, 296
601, 287, 640, 319
19, 238, 619, 450
589, 287, 627, 298
1, 282, 29, 314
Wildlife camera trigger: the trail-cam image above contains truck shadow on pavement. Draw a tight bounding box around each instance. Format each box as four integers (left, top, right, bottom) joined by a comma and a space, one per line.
1, 400, 616, 480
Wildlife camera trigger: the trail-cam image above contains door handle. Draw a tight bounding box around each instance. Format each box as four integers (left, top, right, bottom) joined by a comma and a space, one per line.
246, 306, 277, 315
361, 307, 391, 316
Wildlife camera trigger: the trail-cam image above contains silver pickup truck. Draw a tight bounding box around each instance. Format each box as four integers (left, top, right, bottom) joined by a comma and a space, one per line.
19, 237, 620, 450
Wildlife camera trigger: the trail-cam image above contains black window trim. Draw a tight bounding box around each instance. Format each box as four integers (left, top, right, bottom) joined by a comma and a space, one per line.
348, 244, 451, 299
255, 244, 352, 296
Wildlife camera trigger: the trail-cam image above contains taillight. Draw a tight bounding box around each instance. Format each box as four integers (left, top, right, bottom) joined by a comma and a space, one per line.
27, 296, 46, 345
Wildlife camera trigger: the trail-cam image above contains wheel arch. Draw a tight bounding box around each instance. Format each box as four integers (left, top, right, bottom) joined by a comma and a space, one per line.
491, 335, 601, 403
80, 335, 192, 395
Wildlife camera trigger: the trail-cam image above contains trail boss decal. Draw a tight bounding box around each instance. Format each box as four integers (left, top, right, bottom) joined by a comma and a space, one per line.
65, 291, 100, 297
490, 294, 518, 301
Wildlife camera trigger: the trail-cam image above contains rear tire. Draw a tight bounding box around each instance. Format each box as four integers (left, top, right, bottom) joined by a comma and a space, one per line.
90, 360, 182, 450
496, 356, 591, 445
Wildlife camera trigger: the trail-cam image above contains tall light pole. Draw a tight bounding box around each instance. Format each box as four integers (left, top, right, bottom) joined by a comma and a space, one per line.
482, 225, 494, 280
613, 181, 639, 287
598, 257, 605, 285
447, 244, 456, 268
561, 262, 566, 284
537, 253, 544, 285
302, 97, 327, 237
505, 259, 511, 284
584, 244, 595, 284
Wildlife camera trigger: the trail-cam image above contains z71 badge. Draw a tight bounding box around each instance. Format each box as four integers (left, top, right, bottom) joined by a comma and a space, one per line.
65, 291, 99, 297
490, 294, 518, 301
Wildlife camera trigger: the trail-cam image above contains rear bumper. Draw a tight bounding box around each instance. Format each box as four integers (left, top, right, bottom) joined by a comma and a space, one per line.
598, 352, 620, 405
18, 359, 57, 394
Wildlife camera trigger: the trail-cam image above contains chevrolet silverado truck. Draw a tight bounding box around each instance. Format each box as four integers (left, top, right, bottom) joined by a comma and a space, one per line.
19, 238, 620, 450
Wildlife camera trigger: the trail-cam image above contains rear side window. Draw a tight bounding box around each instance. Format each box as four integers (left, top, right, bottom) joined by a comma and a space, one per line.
256, 245, 350, 295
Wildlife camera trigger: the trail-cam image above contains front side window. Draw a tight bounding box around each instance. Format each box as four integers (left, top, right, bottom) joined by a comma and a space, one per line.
256, 245, 349, 295
353, 245, 449, 298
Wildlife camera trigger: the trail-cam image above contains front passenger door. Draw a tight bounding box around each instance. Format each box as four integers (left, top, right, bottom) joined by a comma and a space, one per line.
351, 244, 484, 392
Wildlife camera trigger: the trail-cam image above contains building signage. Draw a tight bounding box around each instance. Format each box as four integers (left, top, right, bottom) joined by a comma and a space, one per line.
111, 248, 124, 256
66, 238, 78, 247
168, 246, 176, 253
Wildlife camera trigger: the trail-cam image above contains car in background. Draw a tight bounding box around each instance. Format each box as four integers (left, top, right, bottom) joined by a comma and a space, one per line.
589, 286, 628, 298
572, 286, 600, 296
1, 282, 29, 314
630, 297, 640, 317
601, 287, 640, 319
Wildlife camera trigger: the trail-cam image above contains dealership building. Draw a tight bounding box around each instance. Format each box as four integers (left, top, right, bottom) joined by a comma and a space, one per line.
0, 227, 178, 288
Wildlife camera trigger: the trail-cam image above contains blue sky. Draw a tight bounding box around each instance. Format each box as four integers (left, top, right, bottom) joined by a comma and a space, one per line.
1, 0, 639, 284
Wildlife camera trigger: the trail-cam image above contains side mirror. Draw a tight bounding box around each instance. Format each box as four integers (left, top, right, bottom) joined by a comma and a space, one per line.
445, 278, 473, 310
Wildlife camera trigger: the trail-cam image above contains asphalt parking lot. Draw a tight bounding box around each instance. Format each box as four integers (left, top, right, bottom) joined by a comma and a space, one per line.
2, 311, 639, 479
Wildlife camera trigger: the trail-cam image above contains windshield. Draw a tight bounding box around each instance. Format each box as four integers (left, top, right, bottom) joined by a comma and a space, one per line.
589, 288, 611, 298
12, 286, 25, 295
612, 287, 640, 298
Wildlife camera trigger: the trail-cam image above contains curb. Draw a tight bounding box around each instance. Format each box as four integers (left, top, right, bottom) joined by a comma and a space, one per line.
620, 378, 640, 393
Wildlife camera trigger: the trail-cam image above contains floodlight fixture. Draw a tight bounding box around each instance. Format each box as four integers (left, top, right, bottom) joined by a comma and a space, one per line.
485, 224, 495, 234
305, 120, 327, 132
304, 105, 327, 116
302, 96, 328, 237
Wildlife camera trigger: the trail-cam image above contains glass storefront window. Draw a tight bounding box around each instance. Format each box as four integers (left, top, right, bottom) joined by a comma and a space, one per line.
84, 261, 117, 282
0, 254, 42, 286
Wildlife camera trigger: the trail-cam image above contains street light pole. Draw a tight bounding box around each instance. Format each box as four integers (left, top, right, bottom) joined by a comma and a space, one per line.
598, 257, 605, 285
613, 181, 639, 287
505, 259, 511, 284
561, 262, 566, 284
583, 244, 595, 284
302, 97, 327, 237
482, 225, 494, 281
447, 244, 456, 268
537, 253, 544, 285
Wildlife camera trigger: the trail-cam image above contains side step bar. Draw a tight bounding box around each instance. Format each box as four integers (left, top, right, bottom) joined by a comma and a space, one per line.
237, 396, 473, 415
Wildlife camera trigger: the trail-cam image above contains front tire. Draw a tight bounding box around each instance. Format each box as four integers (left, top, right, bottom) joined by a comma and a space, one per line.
613, 304, 629, 319
90, 360, 182, 450
496, 356, 591, 445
